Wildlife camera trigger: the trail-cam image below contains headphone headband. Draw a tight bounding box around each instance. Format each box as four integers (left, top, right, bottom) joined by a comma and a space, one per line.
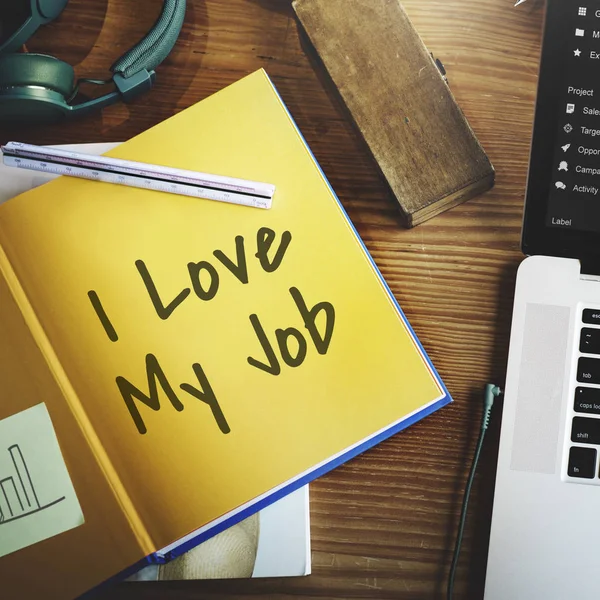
75, 0, 186, 115
111, 0, 186, 79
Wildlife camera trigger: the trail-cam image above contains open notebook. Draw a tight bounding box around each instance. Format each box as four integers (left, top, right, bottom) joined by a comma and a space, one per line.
0, 70, 449, 599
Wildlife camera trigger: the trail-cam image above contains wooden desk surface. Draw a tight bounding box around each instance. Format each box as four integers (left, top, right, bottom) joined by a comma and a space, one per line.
0, 0, 545, 597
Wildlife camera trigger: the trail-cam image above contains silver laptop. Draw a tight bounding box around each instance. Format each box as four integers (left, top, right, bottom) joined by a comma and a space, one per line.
484, 2, 600, 598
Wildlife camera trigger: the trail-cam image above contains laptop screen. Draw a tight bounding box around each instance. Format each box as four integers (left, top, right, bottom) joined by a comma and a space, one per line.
522, 0, 600, 270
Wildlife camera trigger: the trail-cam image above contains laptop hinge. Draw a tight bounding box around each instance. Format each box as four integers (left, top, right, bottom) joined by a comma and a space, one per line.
580, 259, 600, 280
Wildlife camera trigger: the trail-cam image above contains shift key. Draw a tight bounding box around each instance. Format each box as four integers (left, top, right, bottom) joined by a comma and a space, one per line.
571, 416, 600, 444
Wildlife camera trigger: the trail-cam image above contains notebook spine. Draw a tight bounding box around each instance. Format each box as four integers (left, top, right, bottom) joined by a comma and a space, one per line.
0, 241, 155, 555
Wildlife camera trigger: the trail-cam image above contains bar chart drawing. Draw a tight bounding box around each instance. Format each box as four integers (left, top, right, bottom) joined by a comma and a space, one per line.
0, 444, 65, 526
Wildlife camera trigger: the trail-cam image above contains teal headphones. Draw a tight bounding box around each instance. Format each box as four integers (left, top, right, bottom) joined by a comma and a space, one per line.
0, 0, 186, 124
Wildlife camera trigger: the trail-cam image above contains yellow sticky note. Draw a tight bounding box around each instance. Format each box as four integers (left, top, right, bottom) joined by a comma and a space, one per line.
0, 404, 84, 558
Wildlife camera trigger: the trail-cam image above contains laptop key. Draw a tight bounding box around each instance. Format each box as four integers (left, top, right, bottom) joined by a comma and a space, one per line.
571, 416, 600, 444
568, 446, 597, 478
577, 357, 600, 383
583, 309, 600, 326
574, 387, 600, 414
580, 328, 600, 354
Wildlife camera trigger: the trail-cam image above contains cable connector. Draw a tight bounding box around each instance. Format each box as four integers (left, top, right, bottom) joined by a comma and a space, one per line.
483, 384, 502, 431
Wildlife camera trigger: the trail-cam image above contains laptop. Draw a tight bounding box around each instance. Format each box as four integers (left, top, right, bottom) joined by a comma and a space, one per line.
484, 2, 600, 598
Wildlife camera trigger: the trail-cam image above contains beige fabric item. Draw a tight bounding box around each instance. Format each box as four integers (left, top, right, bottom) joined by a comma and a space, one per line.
158, 513, 260, 579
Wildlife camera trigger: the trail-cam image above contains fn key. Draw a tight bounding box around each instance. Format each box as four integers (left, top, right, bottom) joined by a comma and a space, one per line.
568, 446, 597, 479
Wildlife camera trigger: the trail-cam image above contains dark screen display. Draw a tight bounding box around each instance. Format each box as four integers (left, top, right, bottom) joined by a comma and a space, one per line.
522, 0, 600, 269
546, 3, 600, 231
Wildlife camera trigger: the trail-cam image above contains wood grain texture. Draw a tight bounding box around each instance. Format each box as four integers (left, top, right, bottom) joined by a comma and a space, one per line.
292, 0, 494, 227
0, 0, 545, 598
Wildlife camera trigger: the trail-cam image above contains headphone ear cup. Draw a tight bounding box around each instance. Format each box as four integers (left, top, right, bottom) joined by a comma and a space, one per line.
0, 53, 75, 123
38, 0, 70, 21
0, 53, 75, 97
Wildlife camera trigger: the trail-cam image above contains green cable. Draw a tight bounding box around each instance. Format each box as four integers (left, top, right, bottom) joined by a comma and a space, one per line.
447, 384, 502, 600
67, 78, 113, 103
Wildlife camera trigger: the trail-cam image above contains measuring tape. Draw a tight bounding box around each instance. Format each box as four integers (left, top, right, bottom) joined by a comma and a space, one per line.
1, 141, 275, 210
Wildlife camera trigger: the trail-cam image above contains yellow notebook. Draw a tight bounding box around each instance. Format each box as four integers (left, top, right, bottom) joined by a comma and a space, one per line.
0, 69, 450, 599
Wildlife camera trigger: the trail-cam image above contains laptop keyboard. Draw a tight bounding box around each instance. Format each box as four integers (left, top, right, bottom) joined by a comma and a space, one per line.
568, 309, 600, 479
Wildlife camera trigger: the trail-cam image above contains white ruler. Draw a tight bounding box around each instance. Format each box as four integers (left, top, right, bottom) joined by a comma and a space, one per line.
1, 141, 275, 209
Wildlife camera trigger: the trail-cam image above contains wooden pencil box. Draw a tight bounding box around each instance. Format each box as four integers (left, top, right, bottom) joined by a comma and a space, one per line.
293, 0, 494, 227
